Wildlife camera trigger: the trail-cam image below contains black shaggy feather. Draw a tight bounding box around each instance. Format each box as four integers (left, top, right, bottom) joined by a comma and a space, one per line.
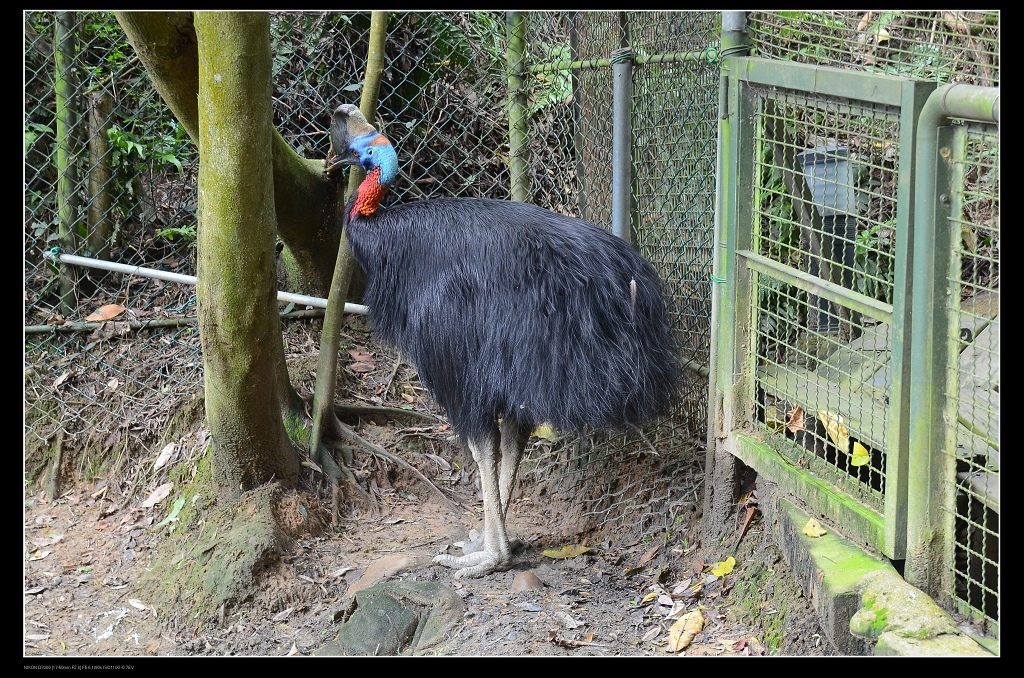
326, 103, 680, 578
346, 197, 680, 439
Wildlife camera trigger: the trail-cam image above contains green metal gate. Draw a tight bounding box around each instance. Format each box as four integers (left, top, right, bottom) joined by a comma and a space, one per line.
714, 54, 999, 636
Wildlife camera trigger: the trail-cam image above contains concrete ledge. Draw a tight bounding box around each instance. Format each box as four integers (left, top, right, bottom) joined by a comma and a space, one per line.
775, 498, 994, 656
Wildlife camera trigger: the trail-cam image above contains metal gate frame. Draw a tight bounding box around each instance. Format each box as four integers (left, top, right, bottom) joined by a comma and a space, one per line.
713, 54, 999, 635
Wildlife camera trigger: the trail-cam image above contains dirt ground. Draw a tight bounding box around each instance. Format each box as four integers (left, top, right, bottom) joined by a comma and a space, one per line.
23, 317, 834, 660
23, 483, 832, 660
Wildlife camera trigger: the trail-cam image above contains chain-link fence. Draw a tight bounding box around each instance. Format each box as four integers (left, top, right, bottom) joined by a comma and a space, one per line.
24, 12, 719, 548
25, 12, 205, 491
516, 12, 720, 541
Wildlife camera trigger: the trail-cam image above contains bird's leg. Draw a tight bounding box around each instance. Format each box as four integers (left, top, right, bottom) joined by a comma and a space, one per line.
460, 418, 530, 555
434, 423, 523, 578
497, 417, 530, 549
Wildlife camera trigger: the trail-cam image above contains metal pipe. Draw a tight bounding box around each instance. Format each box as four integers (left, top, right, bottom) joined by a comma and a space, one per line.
611, 46, 633, 242
702, 10, 748, 544
529, 49, 715, 74
48, 252, 369, 315
905, 83, 999, 594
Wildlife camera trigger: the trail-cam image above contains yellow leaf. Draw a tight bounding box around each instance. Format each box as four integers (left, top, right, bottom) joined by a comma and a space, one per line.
851, 441, 870, 467
541, 544, 591, 560
531, 424, 559, 442
817, 410, 849, 451
710, 556, 735, 577
640, 591, 659, 604
667, 610, 704, 652
803, 518, 827, 538
84, 303, 126, 322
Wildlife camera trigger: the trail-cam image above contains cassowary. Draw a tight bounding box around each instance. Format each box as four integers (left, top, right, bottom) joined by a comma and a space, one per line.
325, 104, 680, 578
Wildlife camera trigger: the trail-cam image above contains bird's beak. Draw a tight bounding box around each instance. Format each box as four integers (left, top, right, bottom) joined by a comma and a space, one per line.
324, 149, 358, 181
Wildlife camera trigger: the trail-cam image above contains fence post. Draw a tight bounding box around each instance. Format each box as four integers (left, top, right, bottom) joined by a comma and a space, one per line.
506, 12, 529, 204
702, 10, 749, 545
611, 46, 633, 243
906, 83, 1000, 601
55, 11, 81, 315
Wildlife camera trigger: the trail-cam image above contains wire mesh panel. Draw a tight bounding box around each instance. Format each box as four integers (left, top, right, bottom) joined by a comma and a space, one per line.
717, 57, 936, 557
749, 87, 902, 514
719, 11, 999, 643
946, 122, 999, 635
748, 11, 999, 88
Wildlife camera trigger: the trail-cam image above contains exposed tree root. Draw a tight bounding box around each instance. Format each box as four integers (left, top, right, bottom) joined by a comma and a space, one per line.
335, 403, 441, 424
333, 419, 459, 515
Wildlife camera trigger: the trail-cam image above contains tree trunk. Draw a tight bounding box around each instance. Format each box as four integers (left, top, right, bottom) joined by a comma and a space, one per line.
194, 11, 298, 498
115, 11, 341, 298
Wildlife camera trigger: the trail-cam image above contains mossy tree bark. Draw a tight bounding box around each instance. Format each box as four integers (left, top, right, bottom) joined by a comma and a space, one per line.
115, 11, 340, 298
115, 10, 345, 443
194, 11, 298, 497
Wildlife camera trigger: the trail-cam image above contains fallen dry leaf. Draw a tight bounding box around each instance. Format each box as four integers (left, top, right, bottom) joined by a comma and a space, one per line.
531, 424, 559, 441
667, 610, 704, 652
710, 556, 735, 577
548, 630, 599, 648
817, 410, 850, 452
851, 441, 870, 467
139, 482, 173, 509
785, 406, 805, 433
642, 626, 661, 642
637, 545, 659, 567
803, 518, 827, 538
153, 443, 175, 471
541, 544, 590, 560
84, 303, 126, 322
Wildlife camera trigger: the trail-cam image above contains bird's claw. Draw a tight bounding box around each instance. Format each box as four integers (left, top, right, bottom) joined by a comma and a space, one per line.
433, 551, 506, 579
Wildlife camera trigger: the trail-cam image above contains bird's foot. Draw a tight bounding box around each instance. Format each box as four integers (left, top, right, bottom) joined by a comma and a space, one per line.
457, 528, 525, 556
433, 549, 510, 579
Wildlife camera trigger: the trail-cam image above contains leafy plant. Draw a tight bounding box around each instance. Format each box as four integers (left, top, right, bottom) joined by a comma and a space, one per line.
852, 219, 895, 303
527, 41, 573, 117
107, 120, 187, 175
24, 122, 54, 155
156, 224, 197, 243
